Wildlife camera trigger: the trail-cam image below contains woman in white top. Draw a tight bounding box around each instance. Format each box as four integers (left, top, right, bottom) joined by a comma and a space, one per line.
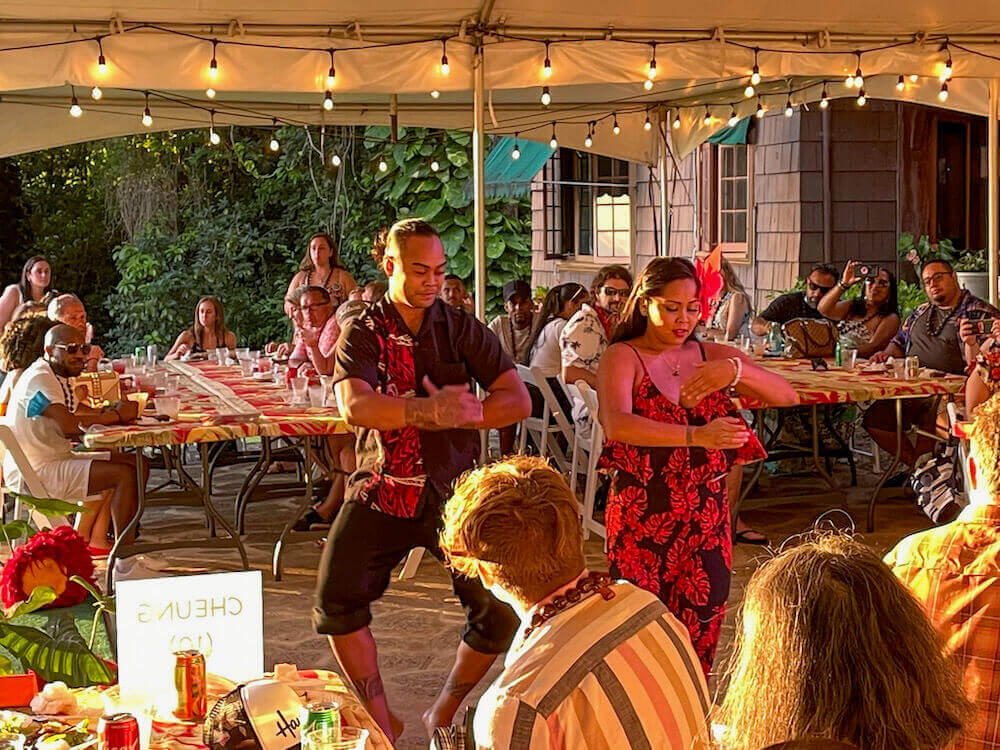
284, 233, 357, 315
528, 283, 588, 378
0, 256, 53, 333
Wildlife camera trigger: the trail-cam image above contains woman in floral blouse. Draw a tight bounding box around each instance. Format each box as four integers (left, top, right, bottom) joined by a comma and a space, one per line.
598, 257, 797, 675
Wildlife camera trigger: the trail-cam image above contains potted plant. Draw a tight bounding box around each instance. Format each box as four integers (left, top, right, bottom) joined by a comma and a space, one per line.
898, 233, 989, 299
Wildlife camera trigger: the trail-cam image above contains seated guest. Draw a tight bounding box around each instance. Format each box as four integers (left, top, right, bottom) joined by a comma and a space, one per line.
441, 274, 473, 313
887, 382, 1000, 750
708, 258, 753, 342
488, 280, 536, 454
716, 532, 971, 750
47, 294, 104, 371
288, 286, 340, 375
165, 296, 237, 360
285, 233, 357, 315
266, 285, 308, 360
865, 259, 999, 468
3, 325, 145, 550
817, 261, 900, 358
527, 283, 587, 379
0, 256, 53, 332
0, 316, 55, 415
750, 263, 838, 336
439, 455, 711, 749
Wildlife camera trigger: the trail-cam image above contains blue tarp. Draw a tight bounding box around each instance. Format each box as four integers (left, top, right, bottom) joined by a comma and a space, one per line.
481, 137, 554, 197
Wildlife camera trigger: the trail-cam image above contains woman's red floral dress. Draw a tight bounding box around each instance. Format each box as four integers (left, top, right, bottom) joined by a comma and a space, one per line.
599, 352, 765, 676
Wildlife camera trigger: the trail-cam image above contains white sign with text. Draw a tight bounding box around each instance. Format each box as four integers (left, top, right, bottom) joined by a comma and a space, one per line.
116, 571, 264, 697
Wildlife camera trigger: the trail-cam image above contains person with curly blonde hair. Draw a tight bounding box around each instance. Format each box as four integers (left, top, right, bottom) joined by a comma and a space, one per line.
718, 532, 970, 750
888, 387, 1000, 750
440, 455, 711, 750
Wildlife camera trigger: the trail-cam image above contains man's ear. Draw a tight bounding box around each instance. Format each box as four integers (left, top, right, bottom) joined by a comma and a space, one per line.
969, 453, 979, 491
383, 254, 395, 278
476, 561, 496, 589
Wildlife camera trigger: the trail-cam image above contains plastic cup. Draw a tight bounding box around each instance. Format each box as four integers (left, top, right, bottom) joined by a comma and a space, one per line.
165, 374, 180, 394
146, 344, 158, 365
291, 376, 309, 403
843, 348, 858, 371
302, 727, 368, 750
240, 359, 255, 377
257, 357, 272, 373
249, 349, 260, 360
308, 385, 325, 407
235, 347, 250, 361
216, 346, 230, 365
157, 395, 180, 420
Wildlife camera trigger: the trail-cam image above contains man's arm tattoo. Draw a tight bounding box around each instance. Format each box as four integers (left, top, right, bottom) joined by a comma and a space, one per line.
404, 397, 440, 429
355, 674, 386, 702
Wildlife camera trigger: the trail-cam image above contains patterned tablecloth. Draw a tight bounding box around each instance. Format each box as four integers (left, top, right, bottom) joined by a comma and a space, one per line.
81, 361, 348, 450
737, 358, 966, 409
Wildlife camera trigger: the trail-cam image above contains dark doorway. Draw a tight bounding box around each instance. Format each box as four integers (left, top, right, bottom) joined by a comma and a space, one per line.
936, 120, 969, 248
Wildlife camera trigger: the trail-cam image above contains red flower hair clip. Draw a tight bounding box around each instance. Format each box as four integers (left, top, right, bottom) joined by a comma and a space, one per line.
695, 246, 725, 323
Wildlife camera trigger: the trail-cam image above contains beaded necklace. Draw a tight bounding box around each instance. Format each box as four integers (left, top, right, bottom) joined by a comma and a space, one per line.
523, 571, 615, 637
924, 301, 961, 338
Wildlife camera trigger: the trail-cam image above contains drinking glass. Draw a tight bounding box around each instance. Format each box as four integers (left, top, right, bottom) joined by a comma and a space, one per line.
240, 359, 255, 377
165, 374, 180, 394
842, 348, 858, 371
249, 349, 261, 361
890, 357, 906, 379
291, 376, 309, 403
274, 364, 288, 387
751, 336, 768, 357
152, 372, 168, 391
257, 357, 272, 373
157, 395, 180, 420
308, 385, 325, 407
301, 727, 368, 750
905, 355, 920, 380
216, 346, 230, 365
146, 344, 158, 366
235, 347, 250, 361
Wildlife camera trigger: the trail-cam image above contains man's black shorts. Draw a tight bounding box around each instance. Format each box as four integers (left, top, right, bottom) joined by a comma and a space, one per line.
312, 487, 518, 655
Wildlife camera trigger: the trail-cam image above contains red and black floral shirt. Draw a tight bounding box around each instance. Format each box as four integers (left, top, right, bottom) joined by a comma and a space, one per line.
333, 297, 513, 518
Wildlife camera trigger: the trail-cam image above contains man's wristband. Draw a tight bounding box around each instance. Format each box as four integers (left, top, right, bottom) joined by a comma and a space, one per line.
838, 281, 851, 291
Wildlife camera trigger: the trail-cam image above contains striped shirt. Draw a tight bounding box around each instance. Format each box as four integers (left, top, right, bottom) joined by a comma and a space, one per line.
473, 580, 711, 750
886, 503, 1000, 750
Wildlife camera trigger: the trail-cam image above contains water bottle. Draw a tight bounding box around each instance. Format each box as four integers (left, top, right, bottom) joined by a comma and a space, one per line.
768, 323, 783, 354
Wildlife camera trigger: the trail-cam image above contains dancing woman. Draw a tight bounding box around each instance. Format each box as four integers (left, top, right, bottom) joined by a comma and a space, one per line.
598, 257, 797, 675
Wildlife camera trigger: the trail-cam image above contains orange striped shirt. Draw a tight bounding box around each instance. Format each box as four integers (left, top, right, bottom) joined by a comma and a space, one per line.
473, 581, 711, 750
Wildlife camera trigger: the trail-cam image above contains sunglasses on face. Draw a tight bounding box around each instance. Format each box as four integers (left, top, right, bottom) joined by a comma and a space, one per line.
922, 271, 953, 287
53, 343, 92, 355
807, 281, 834, 294
601, 287, 630, 298
300, 302, 331, 312
865, 277, 891, 288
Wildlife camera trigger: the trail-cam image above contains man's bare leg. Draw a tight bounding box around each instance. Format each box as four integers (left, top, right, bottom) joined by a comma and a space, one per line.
422, 641, 499, 736
328, 628, 403, 742
75, 490, 112, 548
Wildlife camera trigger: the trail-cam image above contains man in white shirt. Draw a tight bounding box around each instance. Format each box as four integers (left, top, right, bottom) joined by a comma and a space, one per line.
4, 325, 142, 549
439, 456, 711, 750
47, 294, 104, 371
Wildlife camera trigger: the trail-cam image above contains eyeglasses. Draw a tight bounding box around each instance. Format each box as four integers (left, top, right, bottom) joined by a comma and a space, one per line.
865, 278, 891, 288
301, 302, 331, 312
53, 343, 92, 355
806, 281, 834, 294
922, 271, 953, 287
601, 287, 630, 298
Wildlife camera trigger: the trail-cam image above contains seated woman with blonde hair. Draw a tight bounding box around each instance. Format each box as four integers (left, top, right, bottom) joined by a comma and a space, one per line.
165, 296, 237, 360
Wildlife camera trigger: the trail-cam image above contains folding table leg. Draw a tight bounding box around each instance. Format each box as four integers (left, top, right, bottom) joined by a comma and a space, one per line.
867, 398, 903, 532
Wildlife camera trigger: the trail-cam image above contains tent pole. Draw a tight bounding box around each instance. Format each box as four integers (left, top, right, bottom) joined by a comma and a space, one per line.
658, 106, 670, 256
473, 43, 487, 321
990, 79, 999, 307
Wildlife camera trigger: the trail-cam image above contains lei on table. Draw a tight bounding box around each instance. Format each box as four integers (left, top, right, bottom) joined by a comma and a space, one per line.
975, 338, 1000, 389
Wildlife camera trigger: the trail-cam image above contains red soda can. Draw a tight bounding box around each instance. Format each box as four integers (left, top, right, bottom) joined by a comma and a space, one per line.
173, 649, 208, 721
98, 713, 140, 750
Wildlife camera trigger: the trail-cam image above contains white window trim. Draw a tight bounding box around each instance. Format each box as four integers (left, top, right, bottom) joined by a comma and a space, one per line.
715, 144, 754, 265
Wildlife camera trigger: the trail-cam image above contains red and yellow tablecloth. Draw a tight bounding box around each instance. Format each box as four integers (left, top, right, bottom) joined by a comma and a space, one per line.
737, 358, 966, 409
81, 361, 348, 450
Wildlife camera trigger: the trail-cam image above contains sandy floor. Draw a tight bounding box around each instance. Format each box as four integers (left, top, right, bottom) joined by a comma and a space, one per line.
131, 447, 935, 750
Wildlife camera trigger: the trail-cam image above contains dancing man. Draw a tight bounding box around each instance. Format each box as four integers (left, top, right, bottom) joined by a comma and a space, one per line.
314, 218, 531, 742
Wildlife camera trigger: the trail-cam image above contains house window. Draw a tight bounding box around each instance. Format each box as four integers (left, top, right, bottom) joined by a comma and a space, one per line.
539, 150, 631, 262
718, 144, 749, 247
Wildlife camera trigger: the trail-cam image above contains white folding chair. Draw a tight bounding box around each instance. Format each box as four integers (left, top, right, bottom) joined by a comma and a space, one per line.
515, 365, 553, 458
0, 423, 72, 533
574, 382, 607, 543
529, 366, 576, 473
399, 547, 425, 580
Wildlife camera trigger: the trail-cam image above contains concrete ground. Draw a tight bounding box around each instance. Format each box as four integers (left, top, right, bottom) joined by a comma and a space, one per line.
130, 447, 934, 750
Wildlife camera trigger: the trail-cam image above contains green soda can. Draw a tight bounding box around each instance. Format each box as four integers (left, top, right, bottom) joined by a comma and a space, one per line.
300, 699, 341, 747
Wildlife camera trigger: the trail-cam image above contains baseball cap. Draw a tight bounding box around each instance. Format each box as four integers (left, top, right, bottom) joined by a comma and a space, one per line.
503, 280, 531, 302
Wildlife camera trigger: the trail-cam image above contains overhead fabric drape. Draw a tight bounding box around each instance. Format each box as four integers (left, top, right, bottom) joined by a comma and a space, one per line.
706, 118, 750, 145
480, 137, 553, 197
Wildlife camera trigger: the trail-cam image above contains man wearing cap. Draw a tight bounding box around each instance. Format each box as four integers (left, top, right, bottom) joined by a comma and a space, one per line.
488, 280, 535, 454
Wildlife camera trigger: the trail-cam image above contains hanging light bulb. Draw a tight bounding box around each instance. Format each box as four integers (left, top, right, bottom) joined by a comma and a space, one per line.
845, 72, 856, 89
820, 83, 829, 109
784, 98, 794, 117
91, 86, 102, 101
378, 158, 388, 172
268, 119, 280, 152
326, 50, 336, 89
854, 67, 864, 89
644, 114, 653, 131
542, 42, 552, 78
208, 40, 219, 79
331, 152, 342, 167
440, 39, 449, 76
939, 80, 949, 102
703, 106, 712, 126
95, 38, 108, 76
909, 73, 919, 83
896, 74, 905, 91
549, 124, 558, 149
584, 130, 593, 148
756, 99, 765, 119
323, 91, 334, 111
69, 93, 82, 118
941, 44, 953, 81
728, 106, 739, 127
744, 82, 755, 98
541, 86, 551, 106
612, 114, 621, 135
512, 134, 522, 160
750, 48, 762, 85
856, 88, 867, 106
141, 93, 152, 126
205, 87, 216, 99
672, 111, 681, 129
643, 78, 654, 91
430, 90, 440, 99
647, 43, 657, 79
430, 159, 440, 171
208, 111, 220, 144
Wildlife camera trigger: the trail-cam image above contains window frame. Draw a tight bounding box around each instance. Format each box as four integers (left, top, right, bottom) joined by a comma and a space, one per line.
702, 142, 755, 264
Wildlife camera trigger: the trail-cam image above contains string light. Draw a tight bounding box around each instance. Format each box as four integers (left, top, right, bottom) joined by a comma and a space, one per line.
819, 83, 829, 108
846, 51, 863, 89
784, 97, 794, 117
644, 114, 653, 131
439, 39, 449, 76
96, 38, 108, 76
541, 86, 551, 106
612, 114, 621, 135
584, 122, 594, 148
208, 111, 220, 145
672, 111, 681, 129
939, 80, 949, 102
323, 91, 334, 110
644, 78, 654, 91
430, 90, 440, 99
750, 48, 762, 85
856, 88, 867, 106
141, 92, 153, 126
208, 40, 219, 79
378, 157, 388, 172
896, 74, 905, 91
91, 86, 102, 100
269, 119, 280, 152
909, 73, 919, 82
430, 159, 440, 171
703, 106, 712, 126
331, 152, 342, 167
326, 49, 336, 89
941, 43, 953, 81
542, 42, 552, 78
69, 88, 82, 118
549, 123, 558, 149
647, 43, 657, 79
744, 82, 755, 98
728, 106, 739, 126
756, 98, 765, 119
512, 133, 522, 160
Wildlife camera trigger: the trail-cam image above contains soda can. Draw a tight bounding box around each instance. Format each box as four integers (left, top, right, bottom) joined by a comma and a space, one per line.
300, 699, 341, 746
98, 713, 140, 750
173, 649, 208, 721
